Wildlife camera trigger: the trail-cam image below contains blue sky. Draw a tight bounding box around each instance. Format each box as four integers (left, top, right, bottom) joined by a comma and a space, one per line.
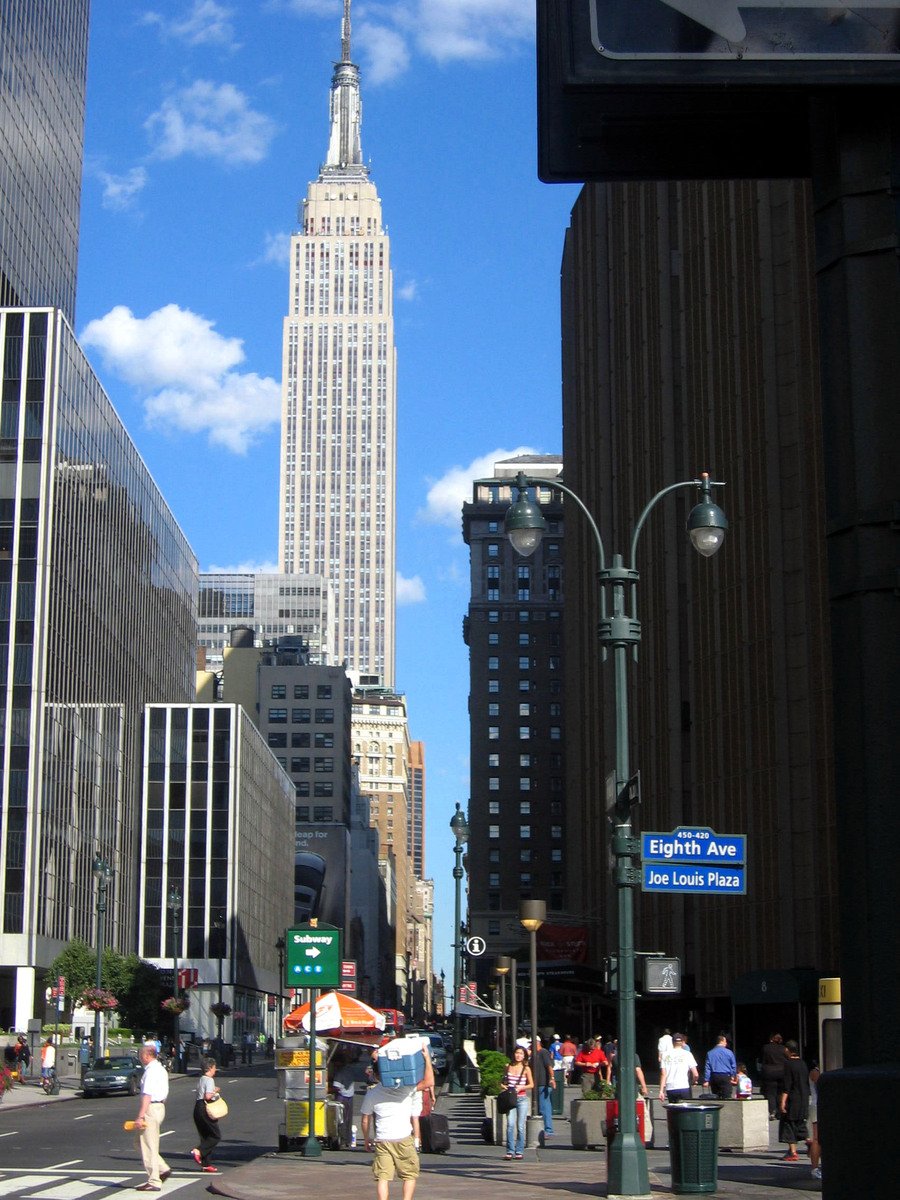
76, 0, 580, 985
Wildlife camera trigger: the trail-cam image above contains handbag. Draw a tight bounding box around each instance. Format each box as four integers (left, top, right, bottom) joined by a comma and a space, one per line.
497, 1088, 516, 1115
206, 1095, 228, 1120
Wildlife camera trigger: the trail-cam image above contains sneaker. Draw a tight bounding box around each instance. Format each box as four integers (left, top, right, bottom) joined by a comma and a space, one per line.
503, 1154, 514, 1161
515, 1153, 524, 1159
191, 1149, 201, 1165
811, 1167, 822, 1180
782, 1152, 800, 1162
202, 1166, 220, 1174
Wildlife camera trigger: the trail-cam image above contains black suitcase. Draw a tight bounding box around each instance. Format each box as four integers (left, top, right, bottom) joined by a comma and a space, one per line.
420, 1113, 451, 1153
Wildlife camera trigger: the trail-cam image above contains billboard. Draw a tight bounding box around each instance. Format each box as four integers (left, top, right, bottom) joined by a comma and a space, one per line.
294, 824, 350, 932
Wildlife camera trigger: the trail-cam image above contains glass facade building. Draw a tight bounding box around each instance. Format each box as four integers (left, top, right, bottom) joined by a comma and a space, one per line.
0, 308, 197, 1030
0, 0, 89, 321
140, 703, 295, 1042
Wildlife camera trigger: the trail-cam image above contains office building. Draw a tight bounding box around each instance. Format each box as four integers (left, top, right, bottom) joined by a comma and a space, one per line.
277, 0, 397, 687
463, 457, 581, 994
560, 179, 836, 1052
139, 703, 294, 1043
408, 740, 425, 880
0, 0, 89, 321
0, 308, 197, 1029
197, 571, 336, 671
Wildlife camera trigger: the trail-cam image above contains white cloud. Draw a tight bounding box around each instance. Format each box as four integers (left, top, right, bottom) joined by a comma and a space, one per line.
144, 1, 239, 48
397, 278, 418, 302
357, 21, 410, 85
81, 304, 281, 454
145, 80, 277, 165
261, 230, 292, 266
396, 572, 426, 604
98, 167, 148, 212
420, 446, 536, 527
205, 558, 280, 573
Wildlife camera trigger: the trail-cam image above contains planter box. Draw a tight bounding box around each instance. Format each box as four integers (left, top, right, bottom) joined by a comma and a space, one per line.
570, 1098, 606, 1149
484, 1094, 504, 1145
714, 1097, 770, 1150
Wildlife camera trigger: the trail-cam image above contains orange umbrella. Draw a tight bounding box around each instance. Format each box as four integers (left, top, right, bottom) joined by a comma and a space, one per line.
283, 991, 386, 1043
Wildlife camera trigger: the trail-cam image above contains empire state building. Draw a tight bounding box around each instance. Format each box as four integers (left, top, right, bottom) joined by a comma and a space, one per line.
278, 1, 396, 687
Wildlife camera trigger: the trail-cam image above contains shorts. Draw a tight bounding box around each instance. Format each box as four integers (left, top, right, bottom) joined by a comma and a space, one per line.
372, 1136, 420, 1182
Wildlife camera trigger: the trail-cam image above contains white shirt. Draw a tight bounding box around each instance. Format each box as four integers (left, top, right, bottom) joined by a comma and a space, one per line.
141, 1057, 169, 1103
360, 1084, 417, 1141
662, 1046, 697, 1091
658, 1034, 673, 1060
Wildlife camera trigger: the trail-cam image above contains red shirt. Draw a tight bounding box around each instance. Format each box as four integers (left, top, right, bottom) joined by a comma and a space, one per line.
561, 1040, 578, 1057
575, 1047, 608, 1074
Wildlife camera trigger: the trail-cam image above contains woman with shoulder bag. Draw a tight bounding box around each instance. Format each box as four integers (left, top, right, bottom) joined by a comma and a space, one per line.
191, 1057, 224, 1174
502, 1045, 533, 1160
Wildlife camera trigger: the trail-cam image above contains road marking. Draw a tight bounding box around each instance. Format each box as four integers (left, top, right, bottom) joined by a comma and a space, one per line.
254, 1096, 267, 1102
30, 1181, 112, 1198
160, 1129, 176, 1137
0, 1131, 17, 1137
44, 1163, 82, 1171
72, 1114, 93, 1120
0, 1177, 52, 1195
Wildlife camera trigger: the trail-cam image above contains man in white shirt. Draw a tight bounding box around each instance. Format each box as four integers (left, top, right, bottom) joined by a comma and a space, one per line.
132, 1043, 172, 1192
659, 1033, 699, 1104
360, 1045, 434, 1200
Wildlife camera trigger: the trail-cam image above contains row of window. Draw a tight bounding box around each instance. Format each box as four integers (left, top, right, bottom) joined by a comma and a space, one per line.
487, 656, 561, 671
488, 726, 562, 741
487, 824, 563, 839
268, 731, 334, 749
487, 632, 562, 647
271, 684, 332, 700
268, 707, 335, 724
486, 892, 564, 913
291, 780, 334, 797
488, 871, 565, 887
296, 805, 334, 821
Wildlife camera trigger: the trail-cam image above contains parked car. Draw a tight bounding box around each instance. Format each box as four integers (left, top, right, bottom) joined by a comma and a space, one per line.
81, 1054, 142, 1098
427, 1033, 448, 1074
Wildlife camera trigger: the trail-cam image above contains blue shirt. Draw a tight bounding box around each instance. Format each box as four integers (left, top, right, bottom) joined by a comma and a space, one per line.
704, 1045, 737, 1080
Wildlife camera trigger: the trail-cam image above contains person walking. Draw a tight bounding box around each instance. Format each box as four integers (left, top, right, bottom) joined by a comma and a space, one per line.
778, 1040, 810, 1163
501, 1045, 533, 1160
574, 1038, 610, 1095
190, 1056, 223, 1174
531, 1036, 556, 1137
40, 1037, 56, 1084
659, 1033, 699, 1103
703, 1034, 737, 1098
131, 1043, 172, 1192
760, 1033, 788, 1120
560, 1035, 578, 1081
15, 1035, 31, 1079
360, 1043, 434, 1200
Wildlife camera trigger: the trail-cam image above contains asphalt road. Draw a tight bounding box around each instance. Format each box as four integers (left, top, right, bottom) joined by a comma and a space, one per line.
0, 1064, 279, 1198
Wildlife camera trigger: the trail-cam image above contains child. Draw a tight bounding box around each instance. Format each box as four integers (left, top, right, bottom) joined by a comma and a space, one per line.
736, 1062, 753, 1099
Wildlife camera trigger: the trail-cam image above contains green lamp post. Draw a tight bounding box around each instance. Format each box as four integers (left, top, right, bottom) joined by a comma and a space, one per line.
506, 470, 727, 1198
92, 855, 113, 1060
449, 802, 470, 1094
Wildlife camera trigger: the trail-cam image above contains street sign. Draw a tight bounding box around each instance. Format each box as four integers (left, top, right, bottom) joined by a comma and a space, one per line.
592, 0, 900, 59
284, 925, 342, 989
340, 959, 357, 994
642, 957, 682, 993
465, 936, 487, 957
643, 863, 746, 894
642, 827, 746, 864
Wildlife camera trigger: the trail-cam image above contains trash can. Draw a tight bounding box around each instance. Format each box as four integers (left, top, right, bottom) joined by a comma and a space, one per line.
552, 1069, 566, 1115
666, 1103, 722, 1194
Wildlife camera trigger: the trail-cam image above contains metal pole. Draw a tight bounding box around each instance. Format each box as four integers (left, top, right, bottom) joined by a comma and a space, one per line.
450, 842, 464, 1093
529, 927, 539, 1116
172, 913, 180, 1074
510, 957, 518, 1050
93, 877, 106, 1059
303, 990, 322, 1157
499, 973, 506, 1054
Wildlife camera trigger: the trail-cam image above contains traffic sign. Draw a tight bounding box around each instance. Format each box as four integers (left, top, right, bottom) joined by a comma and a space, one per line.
642, 957, 682, 993
642, 827, 746, 865
465, 936, 487, 957
284, 925, 342, 989
642, 863, 746, 894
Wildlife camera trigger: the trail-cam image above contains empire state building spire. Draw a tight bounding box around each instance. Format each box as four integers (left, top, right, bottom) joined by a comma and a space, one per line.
321, 0, 367, 179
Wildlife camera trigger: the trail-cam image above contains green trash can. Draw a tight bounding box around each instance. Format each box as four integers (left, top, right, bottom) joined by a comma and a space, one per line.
665, 1103, 721, 1194
551, 1069, 565, 1115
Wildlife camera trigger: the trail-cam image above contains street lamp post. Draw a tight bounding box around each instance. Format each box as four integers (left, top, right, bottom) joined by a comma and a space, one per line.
506, 470, 727, 1198
213, 913, 226, 1044
92, 856, 113, 1060
495, 956, 511, 1054
519, 900, 546, 1118
167, 883, 182, 1073
275, 936, 286, 1034
449, 802, 469, 1094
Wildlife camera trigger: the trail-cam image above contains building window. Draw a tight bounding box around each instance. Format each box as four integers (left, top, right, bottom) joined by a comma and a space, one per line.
488, 610, 499, 623
488, 679, 499, 693
520, 754, 531, 767
520, 872, 532, 886
519, 679, 531, 692
488, 543, 499, 557
488, 656, 499, 670
292, 707, 311, 723
489, 872, 500, 887
291, 757, 311, 772
292, 732, 310, 748
315, 732, 334, 748
296, 805, 310, 820
488, 703, 499, 717
294, 684, 309, 699
314, 782, 334, 797
489, 848, 500, 864
518, 633, 530, 646
315, 707, 334, 722
315, 757, 334, 772
519, 703, 530, 716
551, 825, 562, 839
549, 656, 561, 671
488, 920, 500, 936
550, 703, 562, 717
489, 800, 500, 814
488, 726, 499, 740
313, 806, 333, 821
488, 632, 499, 645
520, 849, 532, 863
488, 753, 500, 767
271, 684, 286, 699
489, 825, 500, 839
520, 825, 531, 839
488, 893, 501, 910
519, 778, 531, 791
267, 732, 287, 748
551, 848, 562, 863
520, 801, 531, 814
550, 753, 563, 769
519, 726, 530, 740
489, 777, 499, 790
268, 707, 287, 723
317, 684, 332, 699
518, 656, 530, 670
550, 726, 561, 740
296, 782, 310, 797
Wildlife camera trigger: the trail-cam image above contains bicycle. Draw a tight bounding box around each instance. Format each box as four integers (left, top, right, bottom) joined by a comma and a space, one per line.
40, 1067, 60, 1096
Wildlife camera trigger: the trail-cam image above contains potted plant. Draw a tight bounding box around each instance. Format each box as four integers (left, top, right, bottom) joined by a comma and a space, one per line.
570, 1080, 616, 1149
0, 1063, 15, 1102
161, 996, 189, 1016
78, 987, 119, 1013
476, 1050, 510, 1144
210, 1002, 232, 1021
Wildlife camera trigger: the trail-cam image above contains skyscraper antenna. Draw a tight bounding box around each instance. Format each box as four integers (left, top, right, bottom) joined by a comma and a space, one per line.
341, 0, 351, 63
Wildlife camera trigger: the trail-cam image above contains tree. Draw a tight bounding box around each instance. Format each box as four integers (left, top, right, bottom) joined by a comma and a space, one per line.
48, 939, 95, 1012
117, 958, 165, 1033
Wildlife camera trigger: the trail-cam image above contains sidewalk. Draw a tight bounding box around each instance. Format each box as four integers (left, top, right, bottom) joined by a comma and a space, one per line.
207, 1091, 823, 1200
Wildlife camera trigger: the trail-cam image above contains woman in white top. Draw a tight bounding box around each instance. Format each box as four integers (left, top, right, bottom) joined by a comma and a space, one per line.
191, 1057, 222, 1174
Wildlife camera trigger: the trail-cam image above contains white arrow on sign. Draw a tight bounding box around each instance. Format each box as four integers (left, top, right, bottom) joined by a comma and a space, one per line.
305, 947, 321, 958
660, 0, 898, 43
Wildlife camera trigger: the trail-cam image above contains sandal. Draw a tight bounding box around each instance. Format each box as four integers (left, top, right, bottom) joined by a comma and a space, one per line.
504, 1153, 514, 1161
515, 1153, 524, 1159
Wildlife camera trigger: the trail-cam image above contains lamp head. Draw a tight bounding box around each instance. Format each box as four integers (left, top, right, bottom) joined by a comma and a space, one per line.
519, 899, 546, 932
687, 473, 728, 557
495, 955, 511, 976
450, 803, 469, 846
167, 883, 182, 912
92, 855, 111, 883
504, 473, 546, 557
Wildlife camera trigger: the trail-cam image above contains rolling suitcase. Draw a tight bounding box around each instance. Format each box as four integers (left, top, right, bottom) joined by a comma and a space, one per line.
420, 1112, 451, 1153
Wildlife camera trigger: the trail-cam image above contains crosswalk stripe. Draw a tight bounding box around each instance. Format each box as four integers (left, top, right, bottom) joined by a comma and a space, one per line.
0, 1180, 54, 1196
29, 1181, 114, 1198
